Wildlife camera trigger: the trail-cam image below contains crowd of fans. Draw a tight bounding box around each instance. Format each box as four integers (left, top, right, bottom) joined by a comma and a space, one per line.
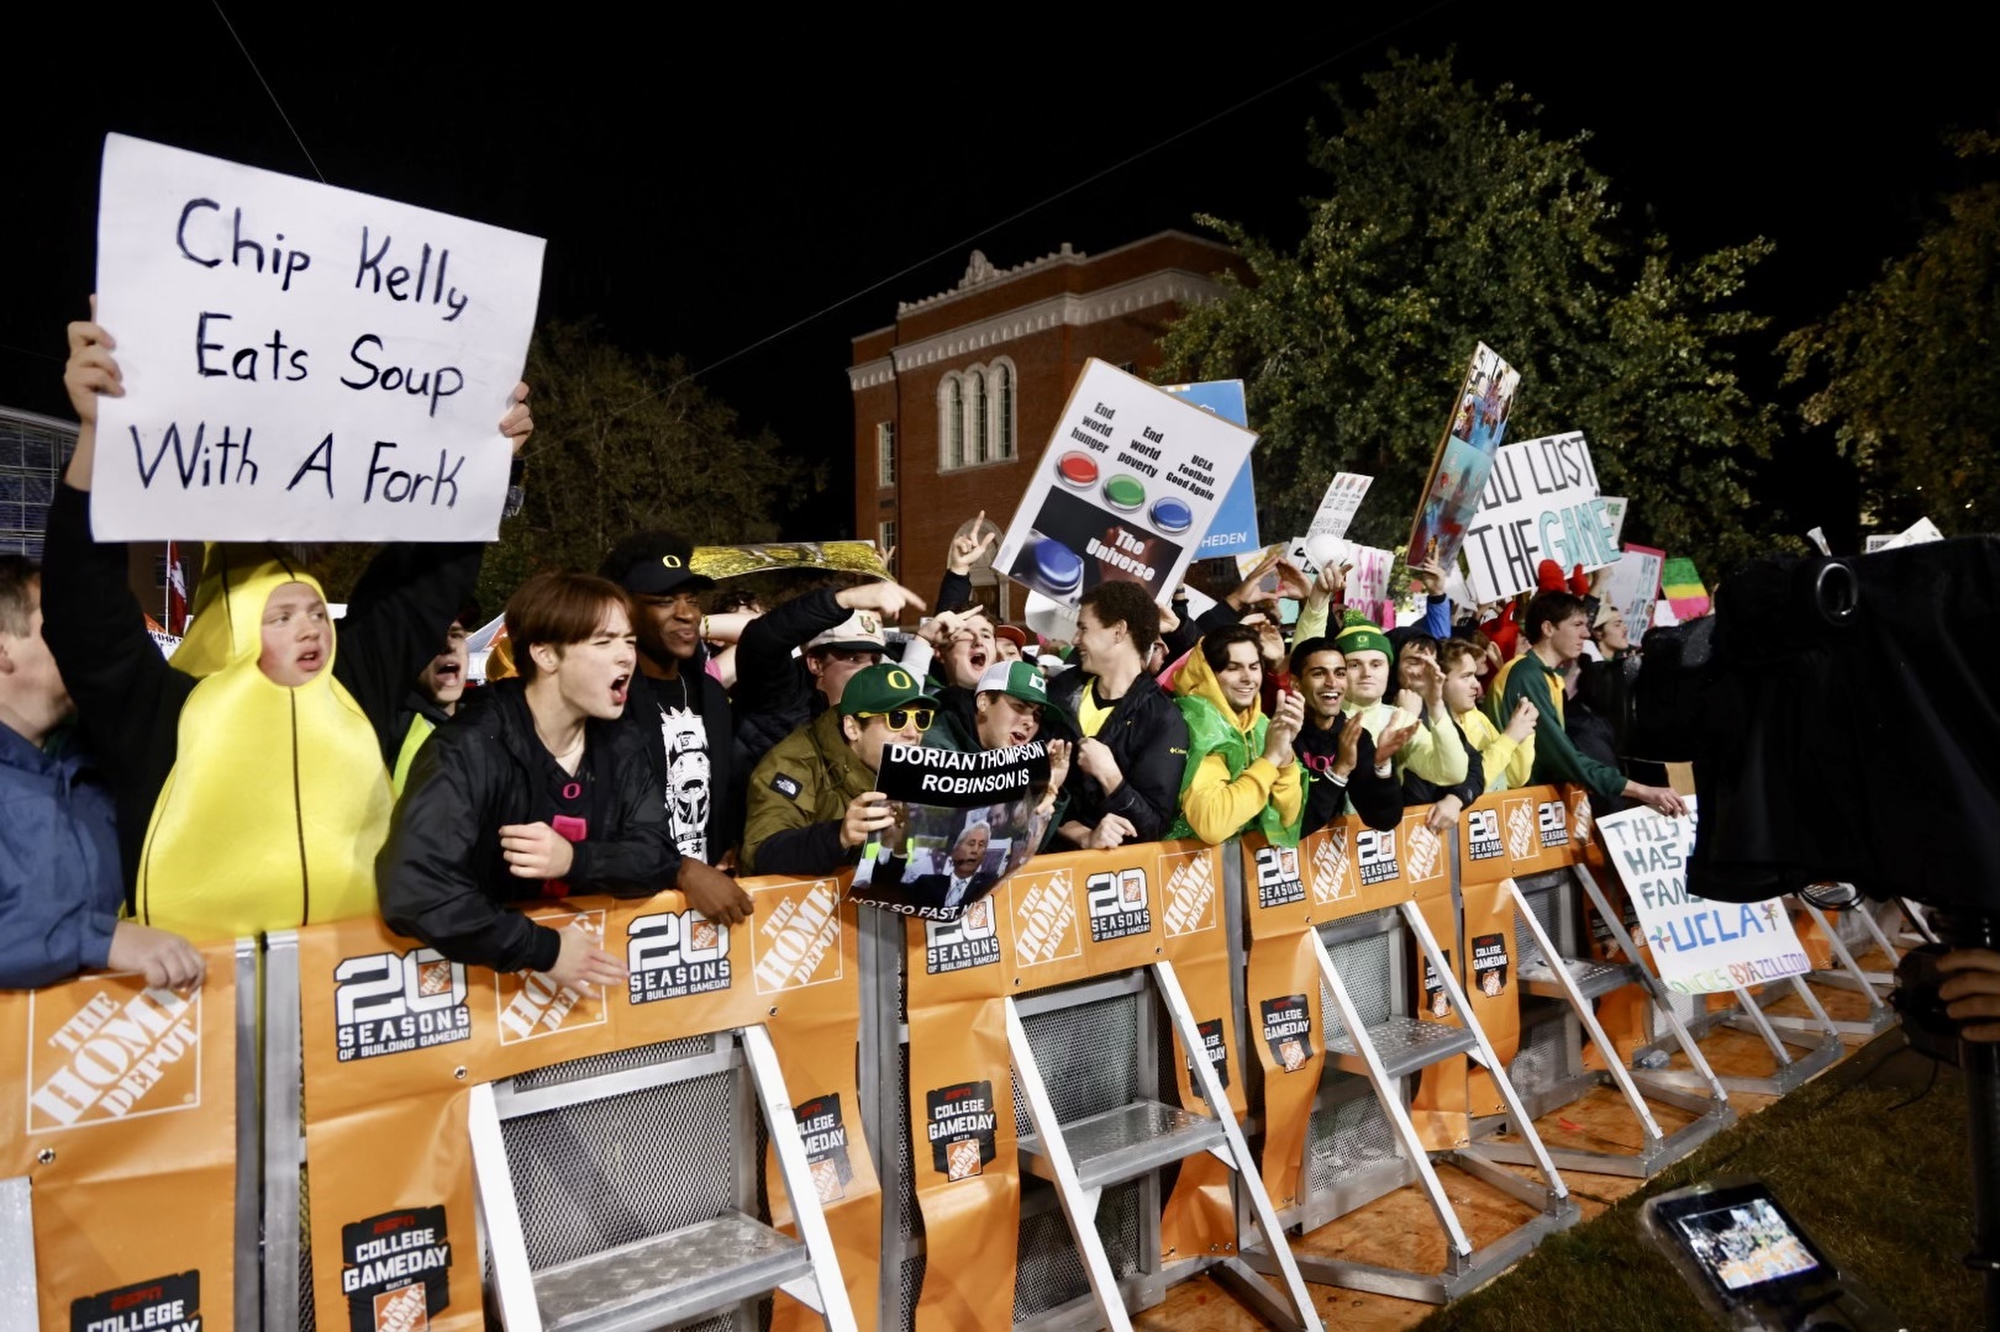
19, 313, 1999, 1034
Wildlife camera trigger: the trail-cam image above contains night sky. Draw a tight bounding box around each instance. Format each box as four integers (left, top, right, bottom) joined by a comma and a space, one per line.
5, 5, 1989, 543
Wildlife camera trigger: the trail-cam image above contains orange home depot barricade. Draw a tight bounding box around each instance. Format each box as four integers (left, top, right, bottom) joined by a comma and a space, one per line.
896, 841, 1320, 1332
266, 881, 863, 1332
0, 939, 255, 1332
1235, 808, 1577, 1306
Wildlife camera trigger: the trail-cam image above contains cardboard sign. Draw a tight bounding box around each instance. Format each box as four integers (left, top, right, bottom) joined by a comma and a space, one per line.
850, 740, 1049, 921
1598, 798, 1811, 994
90, 134, 543, 541
1161, 379, 1261, 557
1603, 544, 1666, 640
996, 359, 1258, 610
1407, 342, 1521, 571
1661, 556, 1712, 621
1461, 432, 1618, 602
1307, 472, 1374, 540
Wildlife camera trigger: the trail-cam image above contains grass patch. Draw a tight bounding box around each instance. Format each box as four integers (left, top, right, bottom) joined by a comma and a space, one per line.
1419, 1045, 1975, 1330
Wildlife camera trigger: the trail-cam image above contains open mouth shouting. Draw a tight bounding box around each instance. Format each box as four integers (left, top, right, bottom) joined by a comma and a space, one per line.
610, 672, 631, 708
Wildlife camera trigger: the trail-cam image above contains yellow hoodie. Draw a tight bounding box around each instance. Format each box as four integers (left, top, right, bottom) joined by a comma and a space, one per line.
1166, 647, 1305, 846
136, 550, 391, 938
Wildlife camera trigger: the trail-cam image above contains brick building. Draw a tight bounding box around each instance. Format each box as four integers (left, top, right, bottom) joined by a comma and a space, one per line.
848, 231, 1244, 620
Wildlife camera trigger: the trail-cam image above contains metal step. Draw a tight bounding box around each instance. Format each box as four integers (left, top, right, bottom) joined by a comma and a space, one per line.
1018, 1098, 1225, 1192
1520, 956, 1641, 1001
1330, 1016, 1478, 1079
533, 1210, 810, 1332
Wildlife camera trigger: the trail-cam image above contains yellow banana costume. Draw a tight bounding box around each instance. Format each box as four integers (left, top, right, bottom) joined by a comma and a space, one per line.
137, 551, 391, 938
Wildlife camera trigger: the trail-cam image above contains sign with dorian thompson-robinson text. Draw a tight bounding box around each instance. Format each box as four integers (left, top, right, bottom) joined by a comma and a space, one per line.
90, 134, 544, 541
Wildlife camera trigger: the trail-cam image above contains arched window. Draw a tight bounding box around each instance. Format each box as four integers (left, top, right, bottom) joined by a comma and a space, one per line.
992, 360, 1016, 459
941, 375, 966, 470
973, 372, 990, 464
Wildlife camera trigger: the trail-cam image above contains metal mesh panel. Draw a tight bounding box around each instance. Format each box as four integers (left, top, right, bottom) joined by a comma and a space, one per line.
1318, 928, 1396, 1046
502, 1067, 738, 1270
1010, 1178, 1143, 1322
299, 1163, 316, 1332
1506, 1006, 1571, 1099
1514, 880, 1564, 969
899, 1254, 925, 1332
507, 1035, 718, 1090
1010, 994, 1141, 1139
896, 1042, 919, 1239
1307, 1086, 1401, 1193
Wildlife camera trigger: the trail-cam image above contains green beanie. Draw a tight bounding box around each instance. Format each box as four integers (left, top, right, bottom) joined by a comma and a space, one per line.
1334, 618, 1393, 661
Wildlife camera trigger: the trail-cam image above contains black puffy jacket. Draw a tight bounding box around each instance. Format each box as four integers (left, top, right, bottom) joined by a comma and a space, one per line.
377, 681, 678, 972
1045, 666, 1190, 844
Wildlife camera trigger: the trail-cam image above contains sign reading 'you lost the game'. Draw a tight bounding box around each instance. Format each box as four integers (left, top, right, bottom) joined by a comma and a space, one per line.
91, 134, 545, 541
1461, 431, 1619, 602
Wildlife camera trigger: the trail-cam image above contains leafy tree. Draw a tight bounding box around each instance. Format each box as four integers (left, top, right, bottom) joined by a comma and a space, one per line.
1158, 54, 1779, 572
308, 321, 816, 614
1782, 132, 2000, 536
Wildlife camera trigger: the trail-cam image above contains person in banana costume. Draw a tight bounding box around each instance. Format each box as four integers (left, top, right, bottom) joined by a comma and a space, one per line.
42, 312, 532, 940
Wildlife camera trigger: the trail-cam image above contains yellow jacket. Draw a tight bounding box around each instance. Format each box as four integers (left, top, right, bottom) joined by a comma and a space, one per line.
1456, 705, 1535, 793
1166, 648, 1304, 846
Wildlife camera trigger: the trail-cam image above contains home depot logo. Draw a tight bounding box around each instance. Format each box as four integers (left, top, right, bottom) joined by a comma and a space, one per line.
1010, 869, 1081, 968
1308, 827, 1357, 905
751, 879, 844, 995
1161, 848, 1218, 937
1504, 799, 1536, 861
1570, 794, 1594, 848
1404, 822, 1444, 883
495, 909, 607, 1045
29, 982, 200, 1130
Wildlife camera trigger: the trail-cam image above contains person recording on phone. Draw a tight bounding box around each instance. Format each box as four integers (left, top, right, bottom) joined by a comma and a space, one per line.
741, 663, 940, 876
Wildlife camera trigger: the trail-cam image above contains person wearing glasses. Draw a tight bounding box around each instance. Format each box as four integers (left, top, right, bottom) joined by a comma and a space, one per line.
742, 663, 941, 876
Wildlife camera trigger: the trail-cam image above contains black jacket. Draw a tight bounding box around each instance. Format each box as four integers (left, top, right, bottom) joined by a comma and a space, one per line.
733, 587, 850, 766
1294, 722, 1404, 834
39, 483, 481, 894
1401, 716, 1487, 812
1045, 666, 1189, 844
616, 666, 742, 862
377, 681, 677, 973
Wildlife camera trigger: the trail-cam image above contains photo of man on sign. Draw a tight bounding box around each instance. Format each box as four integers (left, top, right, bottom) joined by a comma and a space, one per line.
851, 742, 1051, 921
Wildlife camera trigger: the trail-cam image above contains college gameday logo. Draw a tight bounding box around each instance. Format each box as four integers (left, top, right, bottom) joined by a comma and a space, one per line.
1421, 950, 1454, 1019
1538, 798, 1570, 849
496, 909, 606, 1046
750, 879, 844, 995
1306, 826, 1358, 906
1259, 994, 1314, 1072
1160, 848, 1218, 938
925, 897, 999, 974
628, 909, 732, 1004
1252, 844, 1305, 910
1355, 828, 1400, 885
1190, 1017, 1231, 1089
29, 981, 201, 1130
925, 1080, 998, 1180
70, 1271, 200, 1332
1504, 798, 1536, 862
1009, 869, 1081, 970
1472, 932, 1510, 998
1403, 822, 1445, 883
794, 1091, 856, 1203
1086, 866, 1151, 942
340, 1206, 452, 1332
332, 948, 470, 1064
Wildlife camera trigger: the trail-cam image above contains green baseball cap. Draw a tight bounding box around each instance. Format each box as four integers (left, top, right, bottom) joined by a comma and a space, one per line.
976, 661, 1078, 739
838, 662, 941, 718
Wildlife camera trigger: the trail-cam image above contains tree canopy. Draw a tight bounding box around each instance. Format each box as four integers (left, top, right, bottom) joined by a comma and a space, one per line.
1158, 54, 1779, 572
1782, 132, 2000, 537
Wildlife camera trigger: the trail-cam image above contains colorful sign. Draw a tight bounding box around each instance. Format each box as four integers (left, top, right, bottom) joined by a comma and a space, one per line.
1461, 432, 1618, 602
1661, 556, 1712, 621
1406, 342, 1522, 572
1598, 798, 1811, 994
90, 134, 543, 541
1161, 379, 1261, 557
996, 359, 1258, 610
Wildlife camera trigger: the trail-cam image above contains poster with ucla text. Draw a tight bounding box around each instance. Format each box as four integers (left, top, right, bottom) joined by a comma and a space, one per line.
90, 134, 543, 540
996, 359, 1258, 610
1599, 798, 1810, 994
1161, 379, 1260, 557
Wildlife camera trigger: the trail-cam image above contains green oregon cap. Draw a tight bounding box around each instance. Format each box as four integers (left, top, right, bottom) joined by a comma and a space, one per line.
1333, 618, 1394, 661
839, 662, 941, 717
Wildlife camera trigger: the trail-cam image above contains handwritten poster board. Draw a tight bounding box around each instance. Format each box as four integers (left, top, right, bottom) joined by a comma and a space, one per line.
90, 134, 544, 541
996, 359, 1257, 610
1406, 342, 1520, 571
1161, 379, 1260, 557
1307, 472, 1373, 540
1598, 798, 1810, 994
1461, 432, 1618, 601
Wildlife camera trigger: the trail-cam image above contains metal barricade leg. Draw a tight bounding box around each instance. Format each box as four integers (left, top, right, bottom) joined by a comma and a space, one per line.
262, 930, 304, 1332
469, 1080, 541, 1331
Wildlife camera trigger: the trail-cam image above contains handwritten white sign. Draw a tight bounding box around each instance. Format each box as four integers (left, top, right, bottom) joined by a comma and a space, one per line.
996, 359, 1257, 610
1306, 472, 1373, 539
90, 135, 544, 541
1460, 432, 1618, 602
1598, 799, 1810, 994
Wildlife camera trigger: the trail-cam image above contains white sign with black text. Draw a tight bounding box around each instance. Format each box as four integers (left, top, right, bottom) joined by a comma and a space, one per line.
1460, 432, 1618, 602
90, 134, 545, 540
